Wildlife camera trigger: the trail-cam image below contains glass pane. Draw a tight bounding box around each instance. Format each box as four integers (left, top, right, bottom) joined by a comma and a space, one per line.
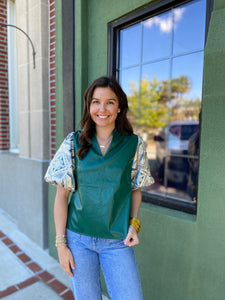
143, 120, 200, 203
173, 0, 206, 55
142, 60, 170, 82
119, 66, 140, 96
171, 52, 204, 120
153, 120, 199, 200
142, 10, 172, 62
141, 60, 171, 109
119, 23, 141, 68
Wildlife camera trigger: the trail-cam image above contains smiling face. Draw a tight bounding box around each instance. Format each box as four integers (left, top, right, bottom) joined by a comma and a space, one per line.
90, 87, 120, 131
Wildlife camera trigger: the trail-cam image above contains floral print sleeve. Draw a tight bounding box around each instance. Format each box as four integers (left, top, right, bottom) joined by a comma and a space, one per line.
131, 135, 155, 190
44, 132, 76, 192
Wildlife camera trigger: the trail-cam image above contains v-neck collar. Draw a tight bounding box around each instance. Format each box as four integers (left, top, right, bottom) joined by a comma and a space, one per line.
93, 128, 119, 157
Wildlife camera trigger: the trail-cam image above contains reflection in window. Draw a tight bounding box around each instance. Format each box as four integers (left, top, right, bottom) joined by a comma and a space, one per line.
120, 24, 141, 69
118, 0, 207, 208
142, 10, 172, 62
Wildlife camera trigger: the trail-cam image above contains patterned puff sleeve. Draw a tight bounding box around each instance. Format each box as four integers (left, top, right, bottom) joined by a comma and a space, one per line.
44, 132, 76, 192
131, 135, 155, 190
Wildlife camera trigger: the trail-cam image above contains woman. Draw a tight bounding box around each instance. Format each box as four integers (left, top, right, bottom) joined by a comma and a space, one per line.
45, 76, 154, 300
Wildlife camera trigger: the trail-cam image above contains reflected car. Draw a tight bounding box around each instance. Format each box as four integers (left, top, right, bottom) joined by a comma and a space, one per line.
154, 121, 199, 190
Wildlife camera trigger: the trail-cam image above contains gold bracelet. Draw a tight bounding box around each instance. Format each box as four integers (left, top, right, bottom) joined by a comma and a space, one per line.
129, 217, 141, 234
55, 234, 67, 247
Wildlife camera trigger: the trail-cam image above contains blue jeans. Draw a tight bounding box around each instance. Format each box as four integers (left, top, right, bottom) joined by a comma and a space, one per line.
66, 229, 143, 300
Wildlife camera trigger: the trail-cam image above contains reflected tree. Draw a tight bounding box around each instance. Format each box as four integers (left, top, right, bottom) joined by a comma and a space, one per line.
127, 75, 201, 135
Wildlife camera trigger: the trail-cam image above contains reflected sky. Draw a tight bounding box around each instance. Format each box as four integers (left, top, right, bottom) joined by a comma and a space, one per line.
142, 60, 170, 83
172, 52, 204, 100
119, 0, 206, 101
120, 23, 141, 69
142, 10, 172, 62
119, 67, 140, 95
173, 0, 206, 55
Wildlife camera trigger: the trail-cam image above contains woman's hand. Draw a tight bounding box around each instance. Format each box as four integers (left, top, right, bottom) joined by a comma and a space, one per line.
123, 225, 139, 247
57, 245, 75, 277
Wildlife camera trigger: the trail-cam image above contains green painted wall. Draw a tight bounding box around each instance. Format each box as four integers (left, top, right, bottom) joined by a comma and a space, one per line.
51, 0, 225, 299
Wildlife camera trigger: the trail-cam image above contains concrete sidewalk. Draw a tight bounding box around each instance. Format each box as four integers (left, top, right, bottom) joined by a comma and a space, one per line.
0, 208, 109, 300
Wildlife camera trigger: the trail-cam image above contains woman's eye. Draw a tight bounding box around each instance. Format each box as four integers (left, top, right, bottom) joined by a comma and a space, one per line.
108, 101, 114, 105
92, 100, 99, 104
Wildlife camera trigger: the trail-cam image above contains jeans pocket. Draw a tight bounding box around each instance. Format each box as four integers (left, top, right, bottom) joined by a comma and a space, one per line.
66, 228, 81, 245
104, 238, 128, 250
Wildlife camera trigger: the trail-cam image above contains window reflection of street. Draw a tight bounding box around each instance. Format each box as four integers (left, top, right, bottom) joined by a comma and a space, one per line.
118, 0, 206, 206
134, 121, 200, 203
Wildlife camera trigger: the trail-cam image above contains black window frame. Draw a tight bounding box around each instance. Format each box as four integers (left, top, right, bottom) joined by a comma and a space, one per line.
108, 0, 214, 214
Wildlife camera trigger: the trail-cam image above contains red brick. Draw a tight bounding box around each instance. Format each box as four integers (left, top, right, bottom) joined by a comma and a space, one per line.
50, 50, 55, 57
50, 17, 55, 24
9, 244, 22, 254
50, 81, 55, 88
50, 69, 55, 75
2, 237, 14, 246
61, 289, 75, 300
0, 286, 17, 298
27, 262, 42, 273
18, 253, 31, 263
50, 43, 55, 51
50, 24, 55, 31
50, 36, 55, 43
0, 231, 6, 238
47, 279, 68, 295
38, 270, 54, 283
17, 276, 39, 289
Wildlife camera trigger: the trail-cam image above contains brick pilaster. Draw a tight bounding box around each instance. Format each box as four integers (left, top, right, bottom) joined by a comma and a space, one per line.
49, 0, 56, 158
0, 0, 10, 151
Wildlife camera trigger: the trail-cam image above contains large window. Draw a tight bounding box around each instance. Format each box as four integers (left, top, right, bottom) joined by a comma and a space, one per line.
109, 0, 213, 213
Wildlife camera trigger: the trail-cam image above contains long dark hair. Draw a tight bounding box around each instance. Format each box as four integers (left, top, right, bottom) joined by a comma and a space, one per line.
76, 76, 133, 159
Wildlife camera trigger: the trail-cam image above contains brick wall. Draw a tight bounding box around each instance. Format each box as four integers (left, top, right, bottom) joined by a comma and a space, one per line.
0, 0, 9, 151
49, 0, 56, 158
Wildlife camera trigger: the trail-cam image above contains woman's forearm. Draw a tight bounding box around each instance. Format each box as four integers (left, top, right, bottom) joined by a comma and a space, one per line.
54, 186, 70, 235
130, 188, 142, 218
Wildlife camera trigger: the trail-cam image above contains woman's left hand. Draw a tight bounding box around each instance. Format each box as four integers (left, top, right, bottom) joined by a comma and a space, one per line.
123, 225, 139, 247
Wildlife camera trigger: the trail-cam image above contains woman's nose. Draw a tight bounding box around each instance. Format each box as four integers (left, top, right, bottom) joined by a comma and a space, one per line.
99, 103, 106, 111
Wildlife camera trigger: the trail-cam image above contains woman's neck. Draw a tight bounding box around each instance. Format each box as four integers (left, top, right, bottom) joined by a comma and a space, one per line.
95, 126, 115, 140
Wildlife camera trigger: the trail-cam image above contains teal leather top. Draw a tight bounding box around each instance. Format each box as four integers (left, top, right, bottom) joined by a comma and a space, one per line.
66, 129, 138, 239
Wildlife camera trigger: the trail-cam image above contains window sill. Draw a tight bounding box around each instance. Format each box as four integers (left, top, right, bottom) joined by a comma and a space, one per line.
142, 191, 197, 215
141, 198, 197, 223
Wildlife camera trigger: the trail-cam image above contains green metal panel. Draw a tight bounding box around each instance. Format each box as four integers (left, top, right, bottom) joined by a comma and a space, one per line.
214, 0, 225, 9
52, 0, 225, 299
74, 0, 88, 129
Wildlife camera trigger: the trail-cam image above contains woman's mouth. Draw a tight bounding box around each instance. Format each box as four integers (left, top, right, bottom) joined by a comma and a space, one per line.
97, 115, 109, 119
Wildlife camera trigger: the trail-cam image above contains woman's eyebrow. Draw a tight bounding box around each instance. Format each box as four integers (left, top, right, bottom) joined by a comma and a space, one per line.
91, 97, 117, 101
